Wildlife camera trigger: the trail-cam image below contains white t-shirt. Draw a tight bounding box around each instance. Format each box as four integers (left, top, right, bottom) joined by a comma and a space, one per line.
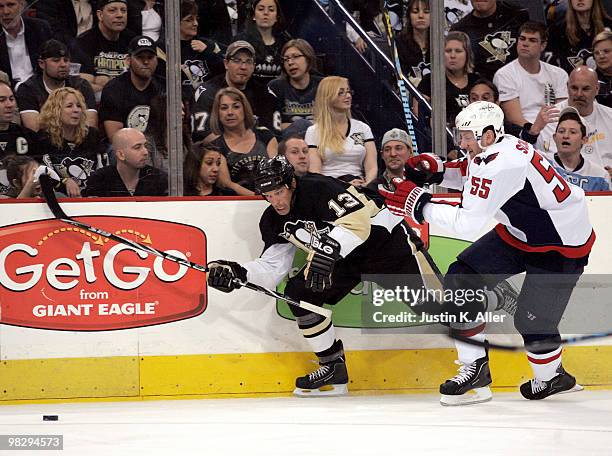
494, 59, 568, 123
305, 119, 374, 179
542, 151, 611, 192
535, 99, 612, 169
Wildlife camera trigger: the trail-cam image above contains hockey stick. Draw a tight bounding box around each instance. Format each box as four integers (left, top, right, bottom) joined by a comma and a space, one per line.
382, 2, 419, 155
38, 175, 332, 318
451, 331, 612, 352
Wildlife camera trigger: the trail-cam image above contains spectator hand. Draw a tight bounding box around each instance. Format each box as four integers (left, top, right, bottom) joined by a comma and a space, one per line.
531, 105, 560, 135
191, 40, 208, 53
355, 37, 367, 54
349, 177, 366, 187
64, 178, 81, 198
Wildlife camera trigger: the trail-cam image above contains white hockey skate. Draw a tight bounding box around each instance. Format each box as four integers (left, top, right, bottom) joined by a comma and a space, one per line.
293, 359, 348, 397
440, 356, 493, 406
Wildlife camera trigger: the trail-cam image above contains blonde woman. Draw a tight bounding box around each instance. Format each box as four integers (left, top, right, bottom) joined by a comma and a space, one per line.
38, 87, 105, 196
305, 76, 377, 186
209, 87, 277, 194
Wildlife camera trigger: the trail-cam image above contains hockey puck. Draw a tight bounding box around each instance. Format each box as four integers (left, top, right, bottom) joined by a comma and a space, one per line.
43, 415, 58, 421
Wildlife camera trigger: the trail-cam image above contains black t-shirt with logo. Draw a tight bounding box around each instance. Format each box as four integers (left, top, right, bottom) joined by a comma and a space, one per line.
34, 128, 107, 190
418, 72, 480, 126
450, 2, 529, 81
16, 74, 97, 114
0, 124, 37, 194
99, 72, 162, 131
267, 75, 322, 125
71, 27, 136, 78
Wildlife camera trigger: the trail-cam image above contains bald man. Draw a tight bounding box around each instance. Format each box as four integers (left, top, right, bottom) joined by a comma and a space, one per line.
84, 128, 168, 197
536, 66, 612, 175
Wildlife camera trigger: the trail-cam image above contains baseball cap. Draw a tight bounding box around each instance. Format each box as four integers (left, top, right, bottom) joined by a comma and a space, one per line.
225, 40, 256, 59
39, 39, 70, 60
128, 36, 156, 56
381, 128, 412, 148
557, 106, 587, 135
97, 0, 127, 9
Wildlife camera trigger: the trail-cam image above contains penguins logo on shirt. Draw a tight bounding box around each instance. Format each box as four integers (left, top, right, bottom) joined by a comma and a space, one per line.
61, 156, 95, 185
479, 31, 516, 64
455, 94, 470, 111
127, 106, 151, 132
567, 49, 596, 70
410, 61, 431, 87
350, 132, 365, 146
182, 60, 209, 87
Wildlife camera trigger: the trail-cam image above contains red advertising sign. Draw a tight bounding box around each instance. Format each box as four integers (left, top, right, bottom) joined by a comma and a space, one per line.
0, 216, 207, 330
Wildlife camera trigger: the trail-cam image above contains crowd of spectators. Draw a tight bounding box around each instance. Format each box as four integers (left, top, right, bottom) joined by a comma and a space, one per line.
0, 0, 611, 200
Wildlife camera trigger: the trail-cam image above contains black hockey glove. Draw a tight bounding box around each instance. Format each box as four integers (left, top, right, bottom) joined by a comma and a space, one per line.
207, 260, 248, 293
304, 235, 341, 292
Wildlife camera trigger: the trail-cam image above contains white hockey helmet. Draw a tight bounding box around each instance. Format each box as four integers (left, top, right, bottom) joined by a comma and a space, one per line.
455, 101, 505, 143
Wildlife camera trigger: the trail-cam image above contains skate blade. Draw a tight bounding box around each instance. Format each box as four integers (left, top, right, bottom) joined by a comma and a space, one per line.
559, 383, 584, 394
440, 386, 492, 406
293, 384, 348, 397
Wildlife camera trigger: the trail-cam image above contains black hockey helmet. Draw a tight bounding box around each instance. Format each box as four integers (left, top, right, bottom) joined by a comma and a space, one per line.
254, 156, 295, 194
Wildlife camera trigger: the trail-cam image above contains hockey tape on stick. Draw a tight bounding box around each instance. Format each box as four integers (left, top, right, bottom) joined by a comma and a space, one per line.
451, 332, 612, 352
38, 175, 332, 319
382, 2, 418, 154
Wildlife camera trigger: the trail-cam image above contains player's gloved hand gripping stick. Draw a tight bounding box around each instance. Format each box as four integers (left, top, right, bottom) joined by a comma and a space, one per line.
37, 174, 332, 319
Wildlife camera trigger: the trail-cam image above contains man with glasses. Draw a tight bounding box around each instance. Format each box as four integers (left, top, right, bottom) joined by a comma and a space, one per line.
191, 40, 276, 142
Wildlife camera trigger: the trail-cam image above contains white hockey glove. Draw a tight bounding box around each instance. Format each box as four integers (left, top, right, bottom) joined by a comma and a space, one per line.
378, 178, 432, 223
207, 260, 247, 293
33, 165, 61, 183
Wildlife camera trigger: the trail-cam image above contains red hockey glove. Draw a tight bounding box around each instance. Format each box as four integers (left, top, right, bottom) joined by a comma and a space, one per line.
404, 153, 444, 186
378, 178, 432, 223
407, 153, 443, 174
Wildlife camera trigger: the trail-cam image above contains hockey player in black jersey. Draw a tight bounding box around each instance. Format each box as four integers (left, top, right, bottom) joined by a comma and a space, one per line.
207, 156, 428, 396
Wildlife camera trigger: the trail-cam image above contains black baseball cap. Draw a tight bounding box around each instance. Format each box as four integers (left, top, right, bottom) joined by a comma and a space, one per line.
97, 0, 127, 10
39, 39, 70, 60
128, 36, 156, 56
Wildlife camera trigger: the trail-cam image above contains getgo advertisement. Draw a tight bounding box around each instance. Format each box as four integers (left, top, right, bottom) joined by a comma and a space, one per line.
0, 216, 207, 331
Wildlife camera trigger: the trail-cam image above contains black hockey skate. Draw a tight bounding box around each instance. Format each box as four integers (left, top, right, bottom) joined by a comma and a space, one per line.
492, 280, 518, 316
294, 357, 348, 397
520, 365, 583, 400
440, 355, 492, 406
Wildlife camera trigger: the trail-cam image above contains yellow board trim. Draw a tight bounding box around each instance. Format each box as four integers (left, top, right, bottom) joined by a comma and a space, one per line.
1, 347, 611, 404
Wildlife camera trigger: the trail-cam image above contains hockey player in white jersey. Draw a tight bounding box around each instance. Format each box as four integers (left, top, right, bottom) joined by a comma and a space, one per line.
379, 101, 595, 405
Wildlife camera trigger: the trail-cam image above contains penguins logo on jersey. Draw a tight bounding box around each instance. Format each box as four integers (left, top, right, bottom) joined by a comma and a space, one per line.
280, 220, 333, 255
127, 106, 151, 132
350, 132, 365, 147
479, 31, 516, 64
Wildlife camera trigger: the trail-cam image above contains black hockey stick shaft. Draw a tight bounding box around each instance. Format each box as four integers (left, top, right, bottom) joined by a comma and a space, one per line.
382, 2, 418, 154
38, 175, 332, 318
